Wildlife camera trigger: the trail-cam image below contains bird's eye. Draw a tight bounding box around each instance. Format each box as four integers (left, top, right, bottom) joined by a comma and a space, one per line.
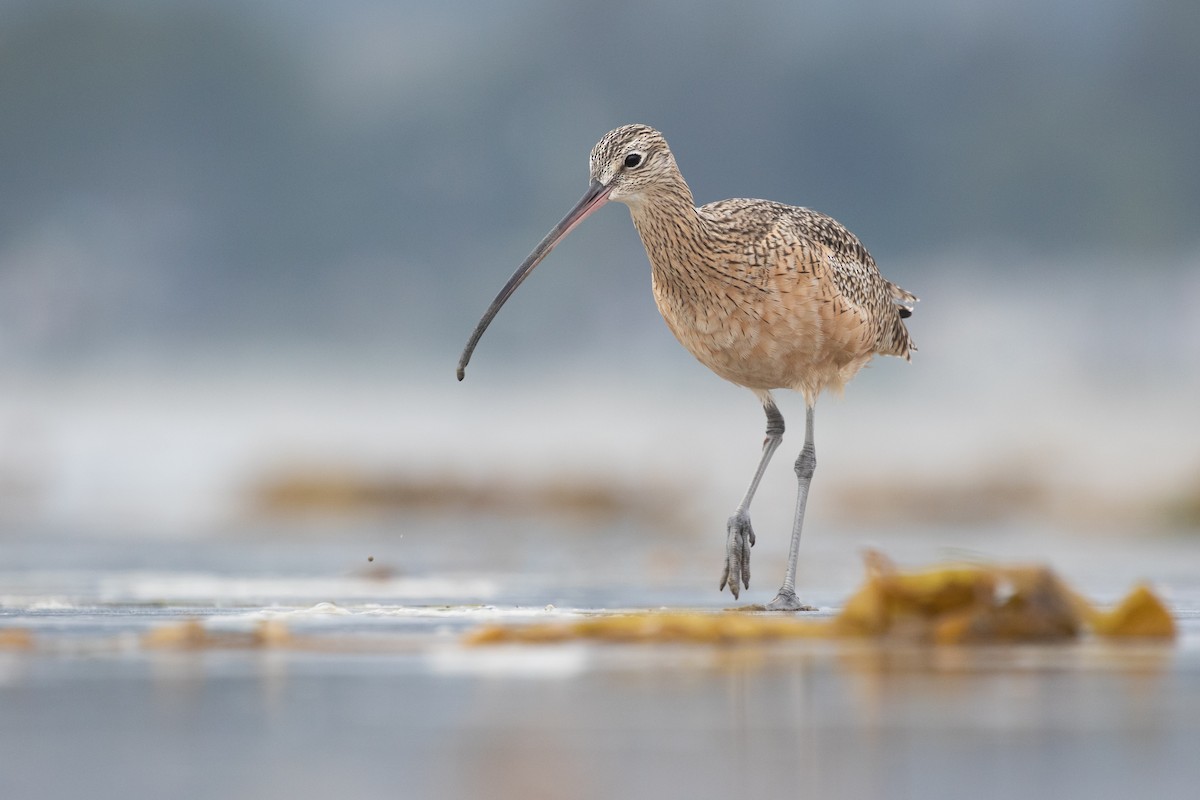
624, 152, 644, 168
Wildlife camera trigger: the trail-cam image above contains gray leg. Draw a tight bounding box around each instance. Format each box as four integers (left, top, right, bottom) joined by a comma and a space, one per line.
766, 405, 817, 611
720, 395, 784, 599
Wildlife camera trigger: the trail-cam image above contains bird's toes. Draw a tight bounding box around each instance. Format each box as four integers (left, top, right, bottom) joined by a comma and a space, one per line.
723, 516, 753, 596
764, 588, 817, 612
727, 513, 754, 546
722, 513, 756, 597
720, 558, 741, 598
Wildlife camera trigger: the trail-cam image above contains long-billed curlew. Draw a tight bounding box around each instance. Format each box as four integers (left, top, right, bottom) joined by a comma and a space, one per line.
457, 124, 916, 610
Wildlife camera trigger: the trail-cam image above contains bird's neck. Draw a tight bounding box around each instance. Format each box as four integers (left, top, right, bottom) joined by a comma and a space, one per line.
626, 177, 707, 275
625, 176, 731, 340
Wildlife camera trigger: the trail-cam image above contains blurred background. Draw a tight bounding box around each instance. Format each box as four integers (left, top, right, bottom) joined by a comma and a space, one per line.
0, 0, 1197, 565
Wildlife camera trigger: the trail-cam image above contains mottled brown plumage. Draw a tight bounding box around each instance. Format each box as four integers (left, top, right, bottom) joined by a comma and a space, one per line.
591, 124, 915, 405
458, 124, 917, 610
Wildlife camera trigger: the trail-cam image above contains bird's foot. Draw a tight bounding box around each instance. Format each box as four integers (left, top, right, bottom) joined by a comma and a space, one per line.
718, 511, 755, 599
764, 588, 817, 612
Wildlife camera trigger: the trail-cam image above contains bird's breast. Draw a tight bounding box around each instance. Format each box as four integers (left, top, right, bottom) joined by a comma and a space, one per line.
649, 257, 830, 391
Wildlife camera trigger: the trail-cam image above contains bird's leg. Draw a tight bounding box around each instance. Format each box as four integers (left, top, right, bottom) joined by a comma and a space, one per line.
766, 405, 818, 611
720, 397, 784, 599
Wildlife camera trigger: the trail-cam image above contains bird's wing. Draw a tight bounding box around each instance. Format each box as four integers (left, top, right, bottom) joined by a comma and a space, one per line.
779, 205, 917, 359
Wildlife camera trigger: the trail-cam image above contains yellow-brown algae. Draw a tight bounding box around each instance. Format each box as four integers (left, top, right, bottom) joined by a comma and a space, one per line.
142, 619, 209, 649
465, 554, 1176, 646
1080, 583, 1175, 639
141, 619, 292, 649
462, 612, 829, 646
0, 628, 35, 649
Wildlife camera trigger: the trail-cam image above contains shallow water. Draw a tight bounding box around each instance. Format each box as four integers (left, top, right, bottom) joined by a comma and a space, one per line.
2, 524, 1199, 800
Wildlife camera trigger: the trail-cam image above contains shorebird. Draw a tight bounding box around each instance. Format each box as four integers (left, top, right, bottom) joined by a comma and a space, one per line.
457, 125, 916, 610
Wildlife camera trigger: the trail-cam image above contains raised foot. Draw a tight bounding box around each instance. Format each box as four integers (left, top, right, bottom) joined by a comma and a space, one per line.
718, 511, 756, 599
763, 588, 817, 612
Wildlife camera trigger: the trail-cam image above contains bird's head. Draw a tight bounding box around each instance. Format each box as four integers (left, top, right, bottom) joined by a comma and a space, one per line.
589, 124, 676, 204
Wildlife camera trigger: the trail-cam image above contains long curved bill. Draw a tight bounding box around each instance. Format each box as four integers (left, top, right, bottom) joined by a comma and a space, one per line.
457, 179, 611, 380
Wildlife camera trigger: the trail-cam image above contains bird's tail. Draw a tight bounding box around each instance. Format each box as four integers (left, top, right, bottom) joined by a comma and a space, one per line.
890, 283, 918, 318
881, 282, 918, 360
